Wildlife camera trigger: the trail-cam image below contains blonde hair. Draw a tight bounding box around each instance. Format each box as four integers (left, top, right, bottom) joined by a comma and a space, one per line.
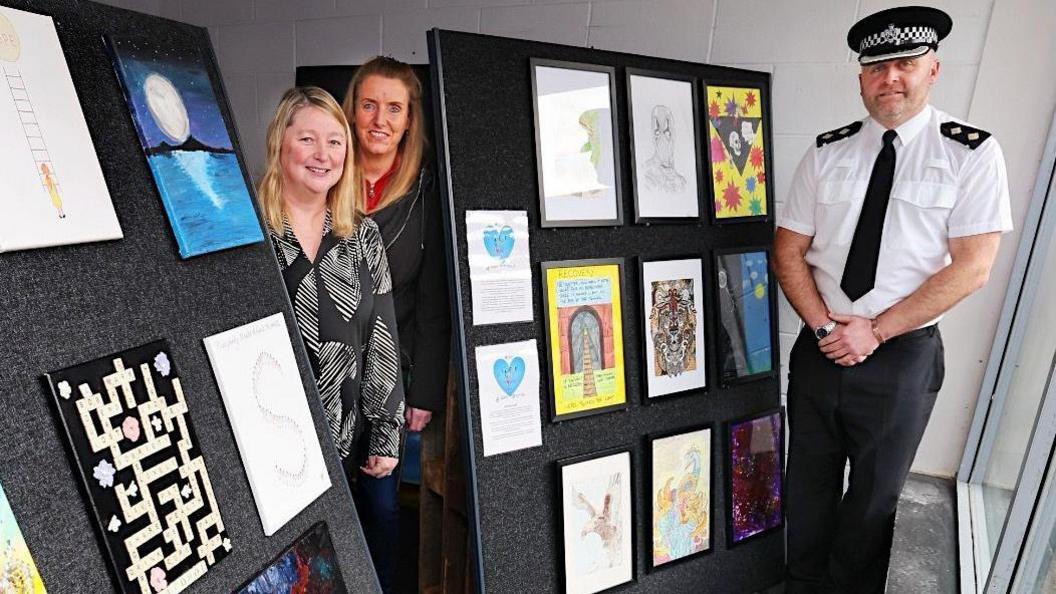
342, 56, 426, 213
258, 86, 360, 237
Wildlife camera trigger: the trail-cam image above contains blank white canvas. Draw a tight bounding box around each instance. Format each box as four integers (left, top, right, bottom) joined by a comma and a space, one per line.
204, 313, 331, 536
0, 7, 122, 252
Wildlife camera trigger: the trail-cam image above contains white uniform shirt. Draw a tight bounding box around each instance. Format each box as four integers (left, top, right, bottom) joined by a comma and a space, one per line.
779, 105, 1013, 323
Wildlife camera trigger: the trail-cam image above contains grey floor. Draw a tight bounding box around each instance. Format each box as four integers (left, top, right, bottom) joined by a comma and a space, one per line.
754, 473, 958, 594
886, 474, 958, 593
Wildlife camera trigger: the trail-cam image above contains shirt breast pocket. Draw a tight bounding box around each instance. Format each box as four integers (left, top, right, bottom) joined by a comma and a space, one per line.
816, 180, 865, 245
886, 182, 956, 253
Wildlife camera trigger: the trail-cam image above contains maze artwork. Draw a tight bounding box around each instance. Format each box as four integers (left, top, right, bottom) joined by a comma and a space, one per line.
46, 340, 229, 594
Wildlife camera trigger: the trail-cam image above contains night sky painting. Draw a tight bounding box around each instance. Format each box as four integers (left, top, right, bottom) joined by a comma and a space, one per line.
727, 410, 783, 546
107, 36, 263, 258
235, 522, 348, 594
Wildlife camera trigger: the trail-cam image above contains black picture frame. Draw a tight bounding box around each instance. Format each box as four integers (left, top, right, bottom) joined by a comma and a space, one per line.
555, 446, 637, 594
645, 424, 715, 572
530, 58, 624, 228
638, 255, 709, 402
541, 258, 629, 422
625, 68, 705, 224
723, 407, 785, 549
702, 81, 774, 225
712, 245, 779, 387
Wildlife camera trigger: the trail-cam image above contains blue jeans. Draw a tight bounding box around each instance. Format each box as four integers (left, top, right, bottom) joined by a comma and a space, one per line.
353, 471, 400, 594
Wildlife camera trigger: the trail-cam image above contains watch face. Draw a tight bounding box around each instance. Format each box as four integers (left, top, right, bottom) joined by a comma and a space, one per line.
815, 327, 829, 339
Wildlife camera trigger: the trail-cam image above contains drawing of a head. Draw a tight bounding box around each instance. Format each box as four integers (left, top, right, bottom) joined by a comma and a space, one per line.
651, 105, 676, 165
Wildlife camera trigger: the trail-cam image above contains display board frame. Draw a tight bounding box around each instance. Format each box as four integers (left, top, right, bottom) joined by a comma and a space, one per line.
0, 1, 381, 592
429, 29, 782, 594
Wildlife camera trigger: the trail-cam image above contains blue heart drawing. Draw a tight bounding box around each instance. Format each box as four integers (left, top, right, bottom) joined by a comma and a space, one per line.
493, 356, 526, 396
482, 225, 515, 260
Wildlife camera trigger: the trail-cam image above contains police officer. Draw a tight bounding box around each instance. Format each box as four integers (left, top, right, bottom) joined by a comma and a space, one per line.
775, 6, 1013, 592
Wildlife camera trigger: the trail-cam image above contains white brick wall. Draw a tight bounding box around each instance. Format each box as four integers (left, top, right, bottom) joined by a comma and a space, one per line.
97, 0, 1025, 478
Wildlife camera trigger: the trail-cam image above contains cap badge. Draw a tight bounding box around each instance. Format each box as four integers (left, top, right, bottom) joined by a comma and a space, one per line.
882, 24, 899, 44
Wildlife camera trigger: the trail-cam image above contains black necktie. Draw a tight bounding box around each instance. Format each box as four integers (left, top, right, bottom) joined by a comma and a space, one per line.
841, 129, 897, 301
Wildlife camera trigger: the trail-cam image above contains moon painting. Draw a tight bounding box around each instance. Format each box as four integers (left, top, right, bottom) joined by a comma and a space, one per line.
107, 35, 263, 258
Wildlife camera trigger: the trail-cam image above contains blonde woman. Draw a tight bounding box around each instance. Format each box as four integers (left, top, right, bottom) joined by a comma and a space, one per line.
342, 56, 451, 593
258, 87, 405, 558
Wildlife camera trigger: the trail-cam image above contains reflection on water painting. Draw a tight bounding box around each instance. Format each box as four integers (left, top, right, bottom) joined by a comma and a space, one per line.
107, 36, 262, 258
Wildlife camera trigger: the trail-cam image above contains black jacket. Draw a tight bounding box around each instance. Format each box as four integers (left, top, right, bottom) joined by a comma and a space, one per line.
368, 167, 452, 412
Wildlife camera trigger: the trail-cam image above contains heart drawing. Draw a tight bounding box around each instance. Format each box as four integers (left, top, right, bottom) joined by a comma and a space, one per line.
482, 225, 515, 261
493, 356, 526, 396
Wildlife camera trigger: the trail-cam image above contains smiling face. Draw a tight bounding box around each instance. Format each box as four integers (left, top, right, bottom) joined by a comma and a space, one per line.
859, 51, 940, 129
280, 105, 347, 203
353, 75, 411, 162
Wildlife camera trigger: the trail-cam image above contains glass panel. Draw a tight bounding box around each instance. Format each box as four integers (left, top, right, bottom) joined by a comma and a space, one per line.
979, 228, 1056, 569
1012, 441, 1056, 593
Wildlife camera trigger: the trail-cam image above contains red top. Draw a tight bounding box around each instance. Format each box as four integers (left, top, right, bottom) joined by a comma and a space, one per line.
364, 158, 399, 213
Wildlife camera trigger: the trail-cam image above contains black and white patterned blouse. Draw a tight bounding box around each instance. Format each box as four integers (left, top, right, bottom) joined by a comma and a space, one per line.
270, 212, 405, 463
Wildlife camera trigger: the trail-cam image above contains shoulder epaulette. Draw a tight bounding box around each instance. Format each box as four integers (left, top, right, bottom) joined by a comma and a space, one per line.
940, 122, 991, 149
816, 121, 863, 147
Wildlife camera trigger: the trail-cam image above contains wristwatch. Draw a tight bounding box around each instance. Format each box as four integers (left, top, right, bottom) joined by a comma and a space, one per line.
814, 320, 837, 339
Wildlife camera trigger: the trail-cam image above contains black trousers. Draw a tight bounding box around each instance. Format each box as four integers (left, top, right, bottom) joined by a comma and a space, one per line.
785, 325, 944, 593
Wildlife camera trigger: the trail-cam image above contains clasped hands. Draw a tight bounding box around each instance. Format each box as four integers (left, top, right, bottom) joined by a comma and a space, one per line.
819, 312, 880, 367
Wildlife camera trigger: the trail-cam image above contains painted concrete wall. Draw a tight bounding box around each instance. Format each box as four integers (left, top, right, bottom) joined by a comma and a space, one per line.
92, 0, 1056, 478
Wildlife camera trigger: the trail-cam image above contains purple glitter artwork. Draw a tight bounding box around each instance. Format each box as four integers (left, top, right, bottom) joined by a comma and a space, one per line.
728, 410, 783, 545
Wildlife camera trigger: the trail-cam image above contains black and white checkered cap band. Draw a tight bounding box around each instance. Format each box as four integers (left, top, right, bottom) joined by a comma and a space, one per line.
859, 24, 939, 53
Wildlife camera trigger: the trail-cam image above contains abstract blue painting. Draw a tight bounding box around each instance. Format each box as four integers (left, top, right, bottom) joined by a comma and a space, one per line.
235, 522, 347, 594
716, 249, 774, 383
107, 36, 263, 258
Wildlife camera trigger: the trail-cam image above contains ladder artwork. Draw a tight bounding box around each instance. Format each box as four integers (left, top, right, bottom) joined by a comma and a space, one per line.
4, 63, 64, 218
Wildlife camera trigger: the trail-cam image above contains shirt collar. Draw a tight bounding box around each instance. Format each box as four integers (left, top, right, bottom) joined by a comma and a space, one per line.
271, 209, 332, 268
865, 104, 932, 148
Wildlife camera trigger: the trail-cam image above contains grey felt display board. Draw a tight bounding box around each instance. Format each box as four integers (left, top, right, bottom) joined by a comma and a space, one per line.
0, 1, 379, 592
428, 30, 784, 593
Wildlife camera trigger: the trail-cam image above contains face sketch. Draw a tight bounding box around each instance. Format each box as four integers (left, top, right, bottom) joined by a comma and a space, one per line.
353, 75, 411, 161
280, 105, 347, 203
859, 51, 940, 128
651, 105, 675, 165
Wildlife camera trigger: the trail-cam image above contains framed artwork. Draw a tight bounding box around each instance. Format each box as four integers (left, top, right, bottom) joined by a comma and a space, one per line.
234, 522, 347, 594
725, 408, 784, 547
0, 479, 47, 592
541, 258, 627, 421
107, 36, 264, 259
639, 257, 707, 400
531, 59, 623, 227
626, 69, 703, 222
44, 340, 231, 593
714, 247, 776, 386
557, 448, 634, 594
704, 84, 770, 222
648, 426, 712, 570
203, 313, 331, 536
0, 6, 122, 253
